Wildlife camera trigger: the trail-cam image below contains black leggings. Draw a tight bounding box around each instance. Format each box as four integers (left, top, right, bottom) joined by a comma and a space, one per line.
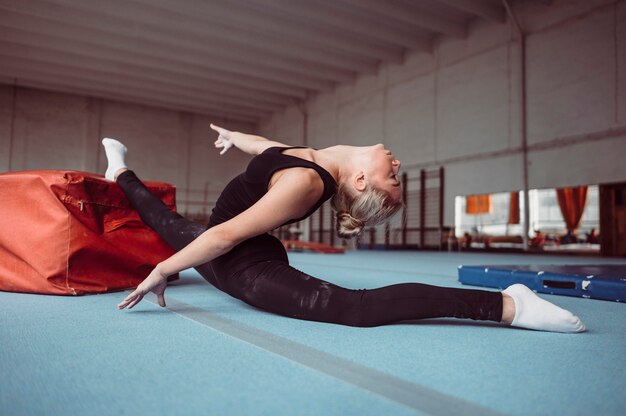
117, 171, 503, 327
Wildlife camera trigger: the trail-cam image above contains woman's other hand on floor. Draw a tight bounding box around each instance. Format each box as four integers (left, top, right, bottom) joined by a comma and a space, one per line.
210, 123, 234, 155
118, 265, 168, 310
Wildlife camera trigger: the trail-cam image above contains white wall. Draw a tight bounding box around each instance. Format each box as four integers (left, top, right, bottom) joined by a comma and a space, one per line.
258, 0, 626, 226
0, 85, 254, 215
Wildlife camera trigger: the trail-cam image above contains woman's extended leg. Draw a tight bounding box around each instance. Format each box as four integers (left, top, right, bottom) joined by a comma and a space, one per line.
225, 260, 504, 327
221, 257, 585, 332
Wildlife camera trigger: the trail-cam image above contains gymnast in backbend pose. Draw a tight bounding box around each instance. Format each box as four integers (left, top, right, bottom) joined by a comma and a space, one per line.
105, 124, 585, 333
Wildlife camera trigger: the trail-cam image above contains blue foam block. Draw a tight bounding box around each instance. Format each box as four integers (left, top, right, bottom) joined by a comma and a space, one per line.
458, 265, 626, 302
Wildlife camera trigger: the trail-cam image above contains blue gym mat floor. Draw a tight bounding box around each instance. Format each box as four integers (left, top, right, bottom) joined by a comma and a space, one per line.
2, 251, 625, 416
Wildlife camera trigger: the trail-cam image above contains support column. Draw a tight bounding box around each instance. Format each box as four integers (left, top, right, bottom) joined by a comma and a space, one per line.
0, 85, 16, 172
503, 0, 530, 250
82, 97, 101, 173
420, 169, 426, 248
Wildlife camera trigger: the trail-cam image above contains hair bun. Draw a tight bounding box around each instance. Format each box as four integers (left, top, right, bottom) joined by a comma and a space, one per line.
336, 212, 364, 239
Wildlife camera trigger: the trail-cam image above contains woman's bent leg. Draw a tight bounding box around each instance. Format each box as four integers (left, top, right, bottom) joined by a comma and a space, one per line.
116, 170, 206, 251
226, 261, 502, 327
115, 170, 221, 288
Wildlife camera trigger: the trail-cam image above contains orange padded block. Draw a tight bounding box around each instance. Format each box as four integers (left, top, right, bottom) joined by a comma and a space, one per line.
0, 170, 176, 295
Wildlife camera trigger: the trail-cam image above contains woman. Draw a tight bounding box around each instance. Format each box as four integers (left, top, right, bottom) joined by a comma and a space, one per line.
105, 124, 585, 333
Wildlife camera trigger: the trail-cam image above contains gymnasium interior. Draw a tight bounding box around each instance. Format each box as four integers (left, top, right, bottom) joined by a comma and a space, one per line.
1, 0, 625, 415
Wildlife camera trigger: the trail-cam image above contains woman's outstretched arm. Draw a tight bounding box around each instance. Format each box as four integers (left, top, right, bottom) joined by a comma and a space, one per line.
211, 124, 290, 156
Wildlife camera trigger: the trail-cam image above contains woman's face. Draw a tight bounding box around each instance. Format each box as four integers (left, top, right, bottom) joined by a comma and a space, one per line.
365, 144, 402, 202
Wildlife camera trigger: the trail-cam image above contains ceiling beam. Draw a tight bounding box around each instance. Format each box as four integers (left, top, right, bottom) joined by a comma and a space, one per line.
36, 0, 380, 75
0, 2, 356, 86
132, 0, 406, 64
0, 56, 275, 121
0, 24, 348, 93
0, 11, 314, 100
332, 0, 467, 37
242, 0, 434, 52
437, 0, 506, 23
0, 36, 293, 110
53, 84, 262, 125
5, 76, 263, 124
0, 41, 286, 112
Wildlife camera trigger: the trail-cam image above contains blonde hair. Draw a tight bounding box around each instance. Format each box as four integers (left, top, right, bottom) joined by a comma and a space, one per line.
331, 184, 403, 239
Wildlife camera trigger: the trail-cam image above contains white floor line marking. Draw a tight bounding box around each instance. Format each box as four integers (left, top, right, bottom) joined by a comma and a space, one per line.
143, 294, 504, 416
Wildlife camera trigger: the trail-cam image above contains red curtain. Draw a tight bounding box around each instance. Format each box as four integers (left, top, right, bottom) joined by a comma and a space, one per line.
466, 194, 492, 215
556, 186, 588, 232
508, 192, 520, 224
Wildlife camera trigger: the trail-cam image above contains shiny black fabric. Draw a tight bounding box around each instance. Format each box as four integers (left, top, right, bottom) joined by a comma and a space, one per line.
117, 165, 503, 326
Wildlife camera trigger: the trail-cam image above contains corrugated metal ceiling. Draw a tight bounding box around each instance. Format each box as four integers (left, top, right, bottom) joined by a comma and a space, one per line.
0, 0, 518, 124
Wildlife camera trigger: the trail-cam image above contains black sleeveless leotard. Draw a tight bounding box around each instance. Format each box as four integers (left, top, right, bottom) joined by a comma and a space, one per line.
116, 148, 503, 327
207, 146, 336, 228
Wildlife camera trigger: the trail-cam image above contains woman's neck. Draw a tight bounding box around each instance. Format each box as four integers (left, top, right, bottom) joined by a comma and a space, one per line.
314, 145, 365, 185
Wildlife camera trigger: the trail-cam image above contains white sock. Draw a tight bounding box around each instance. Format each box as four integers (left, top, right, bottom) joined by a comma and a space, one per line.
102, 138, 128, 181
503, 284, 586, 333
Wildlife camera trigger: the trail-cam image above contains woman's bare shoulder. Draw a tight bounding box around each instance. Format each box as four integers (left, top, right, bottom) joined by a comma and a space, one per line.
269, 167, 324, 197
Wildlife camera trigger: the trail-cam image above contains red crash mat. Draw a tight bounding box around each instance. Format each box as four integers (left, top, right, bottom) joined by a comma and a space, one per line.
0, 170, 177, 295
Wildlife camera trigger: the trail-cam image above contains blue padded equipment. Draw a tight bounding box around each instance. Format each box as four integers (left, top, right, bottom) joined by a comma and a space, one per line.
458, 264, 626, 302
